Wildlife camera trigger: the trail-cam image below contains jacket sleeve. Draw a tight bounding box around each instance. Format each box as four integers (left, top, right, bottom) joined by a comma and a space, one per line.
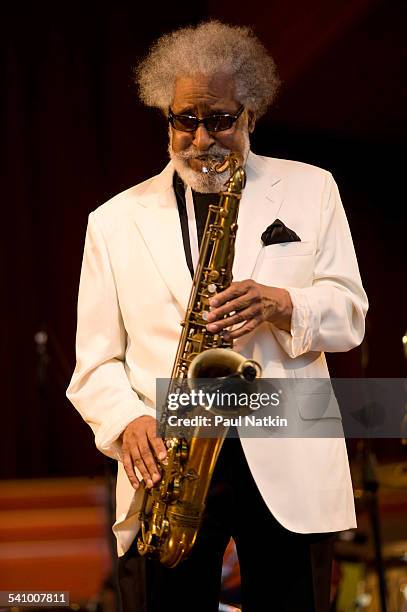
66, 212, 156, 461
272, 172, 368, 358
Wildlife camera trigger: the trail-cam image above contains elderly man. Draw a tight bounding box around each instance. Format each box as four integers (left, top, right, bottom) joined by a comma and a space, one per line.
67, 21, 367, 612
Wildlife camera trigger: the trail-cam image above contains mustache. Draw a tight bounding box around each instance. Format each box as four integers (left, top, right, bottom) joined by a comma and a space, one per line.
175, 144, 231, 162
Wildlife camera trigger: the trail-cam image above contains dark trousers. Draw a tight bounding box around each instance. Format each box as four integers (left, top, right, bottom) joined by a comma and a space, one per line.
118, 437, 335, 612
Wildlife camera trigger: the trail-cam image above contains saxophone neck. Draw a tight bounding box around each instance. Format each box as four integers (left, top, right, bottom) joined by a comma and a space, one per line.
224, 166, 246, 193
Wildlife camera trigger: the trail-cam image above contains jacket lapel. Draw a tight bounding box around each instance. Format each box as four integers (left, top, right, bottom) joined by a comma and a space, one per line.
132, 163, 192, 312
233, 152, 284, 280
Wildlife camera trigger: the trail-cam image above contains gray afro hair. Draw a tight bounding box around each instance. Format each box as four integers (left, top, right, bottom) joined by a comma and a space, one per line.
135, 21, 280, 119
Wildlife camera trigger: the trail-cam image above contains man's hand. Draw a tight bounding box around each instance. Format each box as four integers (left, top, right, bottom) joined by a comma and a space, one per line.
205, 280, 293, 339
122, 416, 167, 490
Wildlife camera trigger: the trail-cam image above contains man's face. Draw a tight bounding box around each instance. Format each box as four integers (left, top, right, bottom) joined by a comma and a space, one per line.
169, 73, 253, 192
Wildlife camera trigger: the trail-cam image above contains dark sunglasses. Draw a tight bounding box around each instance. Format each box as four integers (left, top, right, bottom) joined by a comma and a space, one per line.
168, 105, 244, 133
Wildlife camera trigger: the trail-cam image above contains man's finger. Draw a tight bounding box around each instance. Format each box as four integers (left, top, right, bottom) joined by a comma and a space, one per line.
147, 425, 167, 462
127, 433, 156, 488
137, 440, 161, 486
206, 295, 253, 322
209, 281, 249, 307
209, 279, 254, 308
206, 304, 258, 332
123, 450, 141, 490
228, 317, 260, 339
131, 451, 152, 488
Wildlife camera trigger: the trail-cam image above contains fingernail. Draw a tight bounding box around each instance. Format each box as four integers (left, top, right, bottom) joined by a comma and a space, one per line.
207, 323, 217, 332
152, 473, 160, 483
146, 479, 153, 488
133, 482, 139, 490
158, 452, 166, 461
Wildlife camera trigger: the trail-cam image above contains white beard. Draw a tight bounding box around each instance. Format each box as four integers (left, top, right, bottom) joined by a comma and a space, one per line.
168, 130, 250, 193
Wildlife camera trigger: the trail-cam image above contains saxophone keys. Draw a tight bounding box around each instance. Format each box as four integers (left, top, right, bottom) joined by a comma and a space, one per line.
184, 469, 199, 481
179, 440, 189, 461
172, 476, 182, 499
208, 270, 220, 282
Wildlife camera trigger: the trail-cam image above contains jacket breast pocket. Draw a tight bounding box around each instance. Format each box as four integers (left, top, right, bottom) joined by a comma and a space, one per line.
262, 241, 315, 258
254, 241, 316, 287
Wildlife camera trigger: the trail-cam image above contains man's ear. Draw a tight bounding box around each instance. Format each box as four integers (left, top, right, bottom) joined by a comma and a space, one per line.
248, 110, 256, 133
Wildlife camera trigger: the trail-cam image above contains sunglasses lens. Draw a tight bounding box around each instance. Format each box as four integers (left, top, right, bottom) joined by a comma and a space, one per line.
172, 115, 197, 132
205, 116, 234, 132
169, 107, 243, 132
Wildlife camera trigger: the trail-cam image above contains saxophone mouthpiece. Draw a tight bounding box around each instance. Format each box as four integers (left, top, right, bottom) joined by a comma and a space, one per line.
213, 158, 231, 174
200, 155, 235, 174
201, 158, 224, 174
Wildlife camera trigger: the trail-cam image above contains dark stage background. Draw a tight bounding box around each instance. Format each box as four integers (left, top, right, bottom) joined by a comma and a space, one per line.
3, 0, 406, 478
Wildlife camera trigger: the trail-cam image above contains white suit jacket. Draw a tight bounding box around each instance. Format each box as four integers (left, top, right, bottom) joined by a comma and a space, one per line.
67, 151, 368, 556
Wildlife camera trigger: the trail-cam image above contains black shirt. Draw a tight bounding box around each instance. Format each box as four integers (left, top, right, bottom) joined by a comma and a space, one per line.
173, 172, 219, 278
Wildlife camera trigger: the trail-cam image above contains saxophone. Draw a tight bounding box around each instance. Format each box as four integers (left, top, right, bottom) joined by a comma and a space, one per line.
137, 153, 261, 567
